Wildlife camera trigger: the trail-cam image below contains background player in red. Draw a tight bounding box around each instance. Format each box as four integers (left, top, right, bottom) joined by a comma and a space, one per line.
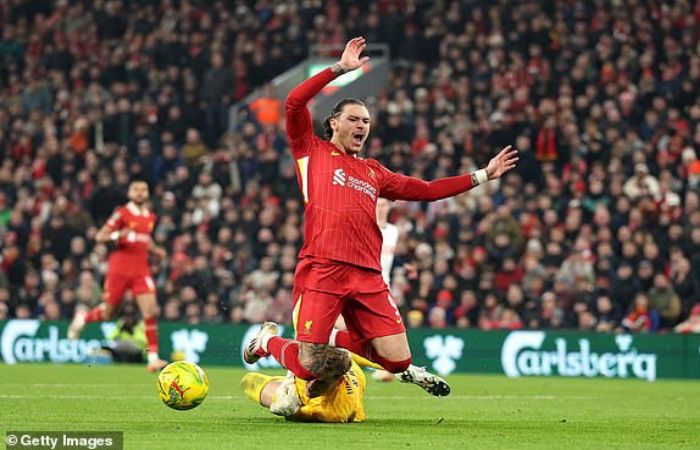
245, 37, 518, 393
68, 179, 168, 372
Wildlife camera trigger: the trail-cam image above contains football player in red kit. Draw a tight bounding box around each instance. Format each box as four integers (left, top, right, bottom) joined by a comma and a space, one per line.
69, 179, 168, 372
245, 37, 518, 394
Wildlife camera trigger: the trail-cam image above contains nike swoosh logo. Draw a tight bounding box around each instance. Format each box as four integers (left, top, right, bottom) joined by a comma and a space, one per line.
331, 151, 341, 156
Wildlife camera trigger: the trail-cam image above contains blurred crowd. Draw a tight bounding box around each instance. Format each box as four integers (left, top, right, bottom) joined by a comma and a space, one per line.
1, 0, 699, 334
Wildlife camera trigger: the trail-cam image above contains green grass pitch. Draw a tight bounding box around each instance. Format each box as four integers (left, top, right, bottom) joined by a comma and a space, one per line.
1, 364, 699, 449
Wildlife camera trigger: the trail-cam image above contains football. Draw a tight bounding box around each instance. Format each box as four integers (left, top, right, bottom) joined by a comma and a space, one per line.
157, 361, 209, 410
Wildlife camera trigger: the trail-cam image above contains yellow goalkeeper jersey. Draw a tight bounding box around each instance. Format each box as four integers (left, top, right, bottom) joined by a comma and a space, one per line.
292, 360, 366, 423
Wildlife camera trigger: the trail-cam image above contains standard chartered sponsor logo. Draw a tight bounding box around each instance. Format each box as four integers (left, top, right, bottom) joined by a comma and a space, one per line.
501, 331, 657, 382
332, 168, 346, 186
347, 175, 376, 201
1, 320, 102, 364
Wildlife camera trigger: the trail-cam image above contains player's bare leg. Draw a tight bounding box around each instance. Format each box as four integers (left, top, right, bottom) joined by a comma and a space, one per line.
136, 293, 167, 372
68, 302, 116, 340
332, 329, 450, 396
371, 334, 450, 396
67, 305, 88, 340
370, 332, 412, 367
329, 324, 393, 381
370, 333, 451, 396
329, 328, 410, 371
344, 349, 449, 395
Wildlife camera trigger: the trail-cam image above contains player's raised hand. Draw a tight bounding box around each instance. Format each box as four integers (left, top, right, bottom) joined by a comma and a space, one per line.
485, 145, 519, 179
334, 37, 370, 73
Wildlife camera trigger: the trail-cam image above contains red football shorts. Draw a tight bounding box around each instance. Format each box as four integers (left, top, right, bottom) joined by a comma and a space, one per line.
292, 258, 405, 344
103, 272, 156, 306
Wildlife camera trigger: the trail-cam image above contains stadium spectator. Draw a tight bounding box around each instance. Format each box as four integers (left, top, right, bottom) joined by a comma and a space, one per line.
623, 163, 661, 200
593, 295, 621, 333
622, 293, 660, 333
181, 129, 209, 167
249, 84, 283, 127
538, 291, 564, 330
647, 273, 682, 328
202, 52, 234, 147
670, 256, 699, 316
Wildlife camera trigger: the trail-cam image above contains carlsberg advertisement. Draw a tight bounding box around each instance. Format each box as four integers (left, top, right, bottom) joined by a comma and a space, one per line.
0, 320, 698, 381
500, 331, 657, 381
1, 320, 105, 364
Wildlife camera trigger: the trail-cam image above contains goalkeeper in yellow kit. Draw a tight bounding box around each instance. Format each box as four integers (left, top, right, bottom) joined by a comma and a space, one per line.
242, 351, 366, 423
242, 309, 450, 423
241, 342, 449, 423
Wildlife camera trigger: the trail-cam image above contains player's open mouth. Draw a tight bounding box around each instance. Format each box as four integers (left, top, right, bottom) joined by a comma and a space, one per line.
352, 133, 365, 145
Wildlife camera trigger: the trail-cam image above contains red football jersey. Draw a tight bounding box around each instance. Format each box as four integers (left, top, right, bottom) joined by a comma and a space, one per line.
104, 202, 156, 276
286, 69, 476, 272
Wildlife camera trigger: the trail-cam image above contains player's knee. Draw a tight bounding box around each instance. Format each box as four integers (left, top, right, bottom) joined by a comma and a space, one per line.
137, 295, 158, 318
378, 356, 412, 374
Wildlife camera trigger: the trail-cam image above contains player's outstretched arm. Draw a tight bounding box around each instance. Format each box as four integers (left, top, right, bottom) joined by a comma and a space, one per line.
378, 145, 518, 202
285, 37, 369, 146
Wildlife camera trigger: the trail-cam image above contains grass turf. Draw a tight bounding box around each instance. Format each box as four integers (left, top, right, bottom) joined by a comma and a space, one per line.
1, 363, 699, 449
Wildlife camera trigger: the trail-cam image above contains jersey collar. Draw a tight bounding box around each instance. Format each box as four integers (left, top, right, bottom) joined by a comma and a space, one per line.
126, 201, 148, 216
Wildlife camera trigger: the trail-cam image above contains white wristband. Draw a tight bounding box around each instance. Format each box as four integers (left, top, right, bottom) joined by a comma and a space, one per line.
474, 169, 489, 185
109, 231, 120, 241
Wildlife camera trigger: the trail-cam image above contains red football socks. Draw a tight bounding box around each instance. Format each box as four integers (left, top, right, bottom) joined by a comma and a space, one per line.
266, 336, 316, 381
144, 317, 159, 354
83, 306, 105, 323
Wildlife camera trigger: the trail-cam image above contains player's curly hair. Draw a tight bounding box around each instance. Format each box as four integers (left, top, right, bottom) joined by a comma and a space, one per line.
322, 98, 367, 140
321, 347, 352, 379
300, 345, 352, 398
301, 344, 352, 377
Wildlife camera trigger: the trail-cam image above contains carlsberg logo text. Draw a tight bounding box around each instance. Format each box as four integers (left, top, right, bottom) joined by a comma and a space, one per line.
501, 331, 657, 382
1, 320, 102, 364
